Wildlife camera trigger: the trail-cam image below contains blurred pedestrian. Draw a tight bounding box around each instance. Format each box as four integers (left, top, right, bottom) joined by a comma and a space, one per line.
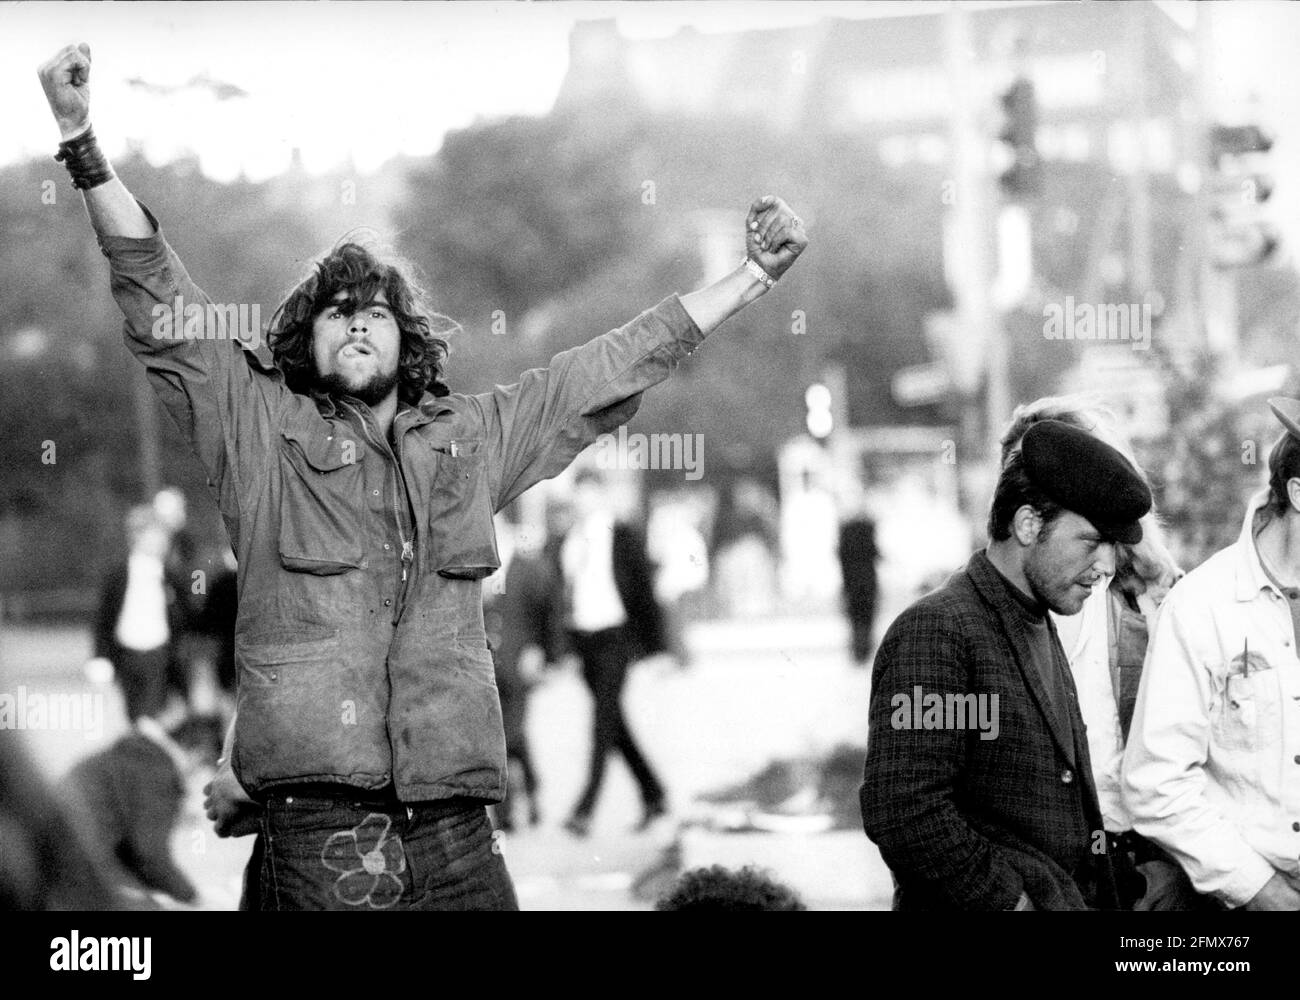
711, 479, 780, 617
561, 469, 669, 836
153, 487, 201, 711
42, 40, 807, 909
189, 545, 239, 710
1000, 395, 1190, 910
647, 496, 707, 667
90, 504, 182, 723
1124, 397, 1300, 911
861, 420, 1152, 909
484, 518, 563, 832
837, 499, 880, 665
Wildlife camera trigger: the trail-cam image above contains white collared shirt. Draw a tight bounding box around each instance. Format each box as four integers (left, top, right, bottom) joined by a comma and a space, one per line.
1054, 585, 1132, 833
561, 511, 627, 633
1123, 488, 1300, 907
114, 551, 170, 652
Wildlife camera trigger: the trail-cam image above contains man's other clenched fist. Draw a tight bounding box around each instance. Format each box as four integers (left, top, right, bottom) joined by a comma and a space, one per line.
745, 195, 809, 282
38, 42, 93, 139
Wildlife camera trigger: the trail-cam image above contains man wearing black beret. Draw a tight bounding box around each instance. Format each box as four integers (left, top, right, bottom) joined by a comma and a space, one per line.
861, 419, 1152, 909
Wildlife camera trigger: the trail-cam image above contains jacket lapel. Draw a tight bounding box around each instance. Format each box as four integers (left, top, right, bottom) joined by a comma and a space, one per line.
966, 551, 1077, 768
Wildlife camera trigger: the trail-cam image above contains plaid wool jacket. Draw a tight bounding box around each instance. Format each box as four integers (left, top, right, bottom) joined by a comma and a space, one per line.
860, 550, 1118, 910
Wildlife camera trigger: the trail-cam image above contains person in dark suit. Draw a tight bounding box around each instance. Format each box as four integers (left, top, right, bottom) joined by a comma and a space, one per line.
190, 546, 239, 700
837, 511, 880, 665
561, 469, 670, 836
484, 520, 565, 831
91, 506, 185, 722
860, 420, 1152, 910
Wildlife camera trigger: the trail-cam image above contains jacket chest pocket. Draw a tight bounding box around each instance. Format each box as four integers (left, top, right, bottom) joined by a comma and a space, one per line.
277, 423, 366, 575
1212, 666, 1284, 753
428, 439, 500, 580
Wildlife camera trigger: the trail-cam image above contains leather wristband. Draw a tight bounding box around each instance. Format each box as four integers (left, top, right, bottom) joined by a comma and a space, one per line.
54, 125, 114, 190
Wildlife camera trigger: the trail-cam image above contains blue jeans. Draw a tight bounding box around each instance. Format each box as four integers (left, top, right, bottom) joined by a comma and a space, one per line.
256, 793, 518, 911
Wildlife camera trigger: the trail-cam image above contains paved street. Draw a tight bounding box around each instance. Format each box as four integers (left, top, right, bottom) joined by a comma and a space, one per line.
0, 608, 901, 910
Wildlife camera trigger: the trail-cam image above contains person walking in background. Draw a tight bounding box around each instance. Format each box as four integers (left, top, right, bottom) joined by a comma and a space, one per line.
153, 487, 202, 713
484, 517, 565, 832
837, 499, 880, 665
89, 504, 182, 723
647, 496, 708, 668
561, 469, 669, 837
188, 545, 239, 713
999, 396, 1188, 909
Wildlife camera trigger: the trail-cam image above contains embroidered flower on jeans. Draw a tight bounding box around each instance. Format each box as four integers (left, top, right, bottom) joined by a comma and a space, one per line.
321, 813, 407, 908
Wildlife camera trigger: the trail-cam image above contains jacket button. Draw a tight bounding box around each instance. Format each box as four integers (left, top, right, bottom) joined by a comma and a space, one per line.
1294, 755, 1300, 765
372, 489, 380, 497
1060, 769, 1074, 784
383, 599, 392, 607
383, 543, 391, 551
1294, 822, 1300, 832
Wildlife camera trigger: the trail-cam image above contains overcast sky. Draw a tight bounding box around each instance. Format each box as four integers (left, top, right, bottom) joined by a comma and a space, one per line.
2, 0, 1297, 236
3, 1, 900, 179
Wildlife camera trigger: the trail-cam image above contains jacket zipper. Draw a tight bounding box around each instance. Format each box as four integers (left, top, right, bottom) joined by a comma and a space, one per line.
343, 402, 414, 620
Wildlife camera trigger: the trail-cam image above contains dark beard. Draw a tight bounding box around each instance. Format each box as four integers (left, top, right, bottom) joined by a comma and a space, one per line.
312, 366, 400, 407
1023, 551, 1078, 616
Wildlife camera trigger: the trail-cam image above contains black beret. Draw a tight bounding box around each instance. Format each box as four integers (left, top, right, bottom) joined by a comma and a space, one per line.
1019, 420, 1152, 545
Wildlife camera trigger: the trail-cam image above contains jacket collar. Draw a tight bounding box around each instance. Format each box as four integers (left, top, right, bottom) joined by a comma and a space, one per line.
310, 388, 455, 430
1235, 487, 1282, 603
966, 549, 1078, 767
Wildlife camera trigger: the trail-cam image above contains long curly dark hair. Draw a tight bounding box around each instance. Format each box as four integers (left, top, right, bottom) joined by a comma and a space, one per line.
267, 239, 454, 403
655, 865, 807, 911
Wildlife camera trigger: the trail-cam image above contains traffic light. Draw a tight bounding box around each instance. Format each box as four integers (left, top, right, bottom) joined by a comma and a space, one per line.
805, 383, 833, 440
996, 76, 1042, 200
1209, 123, 1272, 160
1207, 121, 1278, 268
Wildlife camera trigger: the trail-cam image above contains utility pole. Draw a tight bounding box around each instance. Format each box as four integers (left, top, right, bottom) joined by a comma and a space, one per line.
1127, 2, 1154, 299
943, 4, 1001, 524
1196, 3, 1239, 354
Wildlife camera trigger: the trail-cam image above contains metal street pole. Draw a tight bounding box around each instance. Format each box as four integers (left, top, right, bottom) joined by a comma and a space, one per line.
944, 4, 1002, 525
1196, 2, 1239, 354
1127, 2, 1154, 299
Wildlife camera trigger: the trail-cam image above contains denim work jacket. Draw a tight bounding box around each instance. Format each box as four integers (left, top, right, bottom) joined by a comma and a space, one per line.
98, 203, 706, 802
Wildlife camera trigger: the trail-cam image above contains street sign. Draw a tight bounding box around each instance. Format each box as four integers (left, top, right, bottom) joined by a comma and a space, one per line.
891, 362, 952, 407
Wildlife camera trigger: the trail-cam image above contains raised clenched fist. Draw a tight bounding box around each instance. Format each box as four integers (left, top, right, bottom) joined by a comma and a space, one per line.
745, 195, 809, 283
38, 42, 93, 139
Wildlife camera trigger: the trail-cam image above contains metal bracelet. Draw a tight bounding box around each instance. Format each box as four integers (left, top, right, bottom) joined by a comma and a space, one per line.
740, 256, 777, 290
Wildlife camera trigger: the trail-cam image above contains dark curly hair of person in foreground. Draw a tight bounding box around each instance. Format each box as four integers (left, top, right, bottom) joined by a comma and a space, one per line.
655, 865, 807, 910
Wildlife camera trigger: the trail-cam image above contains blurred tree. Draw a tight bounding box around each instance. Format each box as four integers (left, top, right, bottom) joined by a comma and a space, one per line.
1142, 337, 1270, 570
0, 153, 322, 599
